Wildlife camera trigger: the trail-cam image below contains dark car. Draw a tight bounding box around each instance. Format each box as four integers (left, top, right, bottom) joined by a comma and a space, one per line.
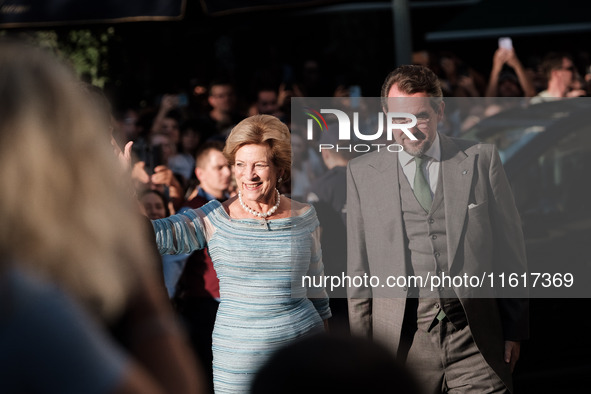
461, 98, 591, 393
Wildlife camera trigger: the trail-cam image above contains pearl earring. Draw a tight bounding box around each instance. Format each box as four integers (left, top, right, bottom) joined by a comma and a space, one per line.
278, 177, 283, 183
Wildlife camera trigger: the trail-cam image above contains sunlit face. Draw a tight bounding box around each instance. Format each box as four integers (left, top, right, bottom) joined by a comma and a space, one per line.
234, 143, 280, 206
196, 149, 231, 198
140, 192, 167, 220
386, 84, 444, 157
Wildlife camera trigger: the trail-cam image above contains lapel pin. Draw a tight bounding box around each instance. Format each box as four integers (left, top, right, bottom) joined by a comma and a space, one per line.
462, 170, 468, 175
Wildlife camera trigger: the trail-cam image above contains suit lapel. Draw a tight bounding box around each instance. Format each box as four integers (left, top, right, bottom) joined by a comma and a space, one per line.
440, 134, 474, 271
368, 151, 407, 277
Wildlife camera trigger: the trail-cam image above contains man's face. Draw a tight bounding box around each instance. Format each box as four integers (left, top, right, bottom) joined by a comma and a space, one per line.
209, 85, 236, 113
196, 149, 231, 197
386, 84, 444, 157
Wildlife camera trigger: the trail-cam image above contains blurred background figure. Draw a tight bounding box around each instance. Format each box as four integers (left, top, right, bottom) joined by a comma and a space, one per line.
289, 132, 312, 201
137, 189, 188, 301
139, 189, 171, 221
113, 106, 141, 148
200, 80, 243, 140
174, 141, 231, 393
307, 124, 356, 336
289, 132, 325, 202
486, 47, 536, 98
248, 87, 281, 117
437, 52, 486, 97
168, 118, 206, 186
478, 45, 538, 121
131, 131, 185, 214
151, 95, 185, 143
531, 52, 585, 103
0, 40, 204, 394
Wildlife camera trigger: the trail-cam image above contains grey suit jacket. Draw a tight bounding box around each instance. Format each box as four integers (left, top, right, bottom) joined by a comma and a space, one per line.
346, 133, 528, 389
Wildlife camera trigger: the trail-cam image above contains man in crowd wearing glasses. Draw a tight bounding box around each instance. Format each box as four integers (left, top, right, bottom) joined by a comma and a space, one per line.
531, 52, 585, 103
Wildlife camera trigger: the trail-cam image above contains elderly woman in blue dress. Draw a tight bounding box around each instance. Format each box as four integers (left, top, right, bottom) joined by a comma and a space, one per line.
152, 114, 331, 393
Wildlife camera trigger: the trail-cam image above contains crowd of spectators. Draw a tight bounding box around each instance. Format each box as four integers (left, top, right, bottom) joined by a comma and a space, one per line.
112, 45, 591, 220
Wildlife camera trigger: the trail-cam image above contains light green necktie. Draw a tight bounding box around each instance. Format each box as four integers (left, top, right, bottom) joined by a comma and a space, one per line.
415, 156, 446, 321
413, 155, 432, 212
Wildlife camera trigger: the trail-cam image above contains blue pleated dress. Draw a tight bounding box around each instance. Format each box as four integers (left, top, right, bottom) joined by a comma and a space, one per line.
153, 200, 331, 393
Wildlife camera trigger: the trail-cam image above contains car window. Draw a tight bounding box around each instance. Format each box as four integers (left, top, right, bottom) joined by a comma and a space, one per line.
511, 126, 591, 219
461, 98, 591, 164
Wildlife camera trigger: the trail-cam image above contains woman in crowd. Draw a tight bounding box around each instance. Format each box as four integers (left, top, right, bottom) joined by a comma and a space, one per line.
152, 114, 331, 393
0, 40, 204, 394
139, 189, 172, 220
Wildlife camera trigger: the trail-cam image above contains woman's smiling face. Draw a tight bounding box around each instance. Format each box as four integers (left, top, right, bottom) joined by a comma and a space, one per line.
234, 143, 281, 206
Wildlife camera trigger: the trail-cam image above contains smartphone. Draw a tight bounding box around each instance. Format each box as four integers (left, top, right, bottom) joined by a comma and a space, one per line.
498, 37, 513, 50
132, 142, 163, 175
148, 145, 163, 174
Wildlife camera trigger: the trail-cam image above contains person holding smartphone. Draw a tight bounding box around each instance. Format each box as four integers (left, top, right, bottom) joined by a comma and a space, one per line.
486, 38, 536, 98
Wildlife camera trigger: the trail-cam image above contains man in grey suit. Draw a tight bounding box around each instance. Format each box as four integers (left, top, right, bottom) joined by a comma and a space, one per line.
347, 65, 528, 393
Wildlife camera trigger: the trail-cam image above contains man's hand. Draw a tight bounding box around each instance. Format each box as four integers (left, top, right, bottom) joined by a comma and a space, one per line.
504, 340, 521, 373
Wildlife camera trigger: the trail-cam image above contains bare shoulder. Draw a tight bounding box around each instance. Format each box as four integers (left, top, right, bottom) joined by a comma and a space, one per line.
221, 196, 239, 217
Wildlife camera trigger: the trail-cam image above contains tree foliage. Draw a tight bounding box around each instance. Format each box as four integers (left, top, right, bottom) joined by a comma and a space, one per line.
1, 27, 115, 88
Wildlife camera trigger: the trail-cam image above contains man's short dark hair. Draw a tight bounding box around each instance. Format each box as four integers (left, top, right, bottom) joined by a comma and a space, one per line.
541, 52, 573, 79
208, 79, 235, 96
195, 140, 225, 169
380, 65, 443, 111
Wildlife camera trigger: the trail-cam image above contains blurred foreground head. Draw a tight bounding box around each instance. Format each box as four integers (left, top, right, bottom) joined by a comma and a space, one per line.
0, 40, 152, 321
251, 334, 422, 394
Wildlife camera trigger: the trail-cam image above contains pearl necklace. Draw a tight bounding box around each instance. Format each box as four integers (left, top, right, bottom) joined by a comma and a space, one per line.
238, 188, 281, 218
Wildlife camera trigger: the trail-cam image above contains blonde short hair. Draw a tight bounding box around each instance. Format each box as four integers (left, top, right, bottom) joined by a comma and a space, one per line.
223, 115, 291, 182
0, 41, 154, 321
